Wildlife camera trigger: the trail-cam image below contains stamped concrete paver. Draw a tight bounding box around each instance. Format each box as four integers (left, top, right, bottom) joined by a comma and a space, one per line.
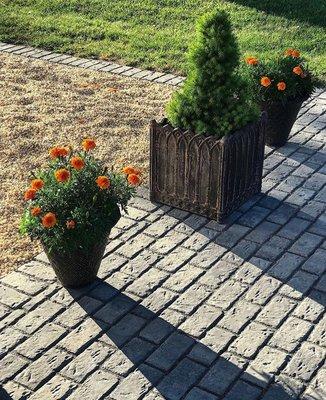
0, 48, 325, 399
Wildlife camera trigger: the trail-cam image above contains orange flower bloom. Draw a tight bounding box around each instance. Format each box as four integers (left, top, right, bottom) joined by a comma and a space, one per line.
284, 48, 294, 56
70, 156, 85, 170
66, 220, 76, 229
31, 206, 42, 216
284, 49, 300, 58
96, 176, 110, 189
277, 81, 286, 91
292, 50, 300, 58
42, 212, 57, 228
122, 166, 140, 175
59, 147, 69, 157
128, 173, 140, 186
260, 76, 271, 87
49, 147, 61, 159
82, 138, 96, 151
31, 179, 44, 191
24, 188, 36, 201
49, 146, 68, 159
54, 168, 70, 183
245, 57, 258, 66
293, 66, 303, 75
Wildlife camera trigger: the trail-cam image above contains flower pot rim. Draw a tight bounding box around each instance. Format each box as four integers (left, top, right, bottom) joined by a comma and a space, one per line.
261, 94, 309, 106
152, 111, 267, 143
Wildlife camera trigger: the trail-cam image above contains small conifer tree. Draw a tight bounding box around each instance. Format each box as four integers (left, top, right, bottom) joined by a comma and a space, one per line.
167, 10, 258, 138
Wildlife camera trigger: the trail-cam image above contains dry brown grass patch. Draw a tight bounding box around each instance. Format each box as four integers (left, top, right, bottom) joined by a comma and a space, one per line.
0, 52, 172, 276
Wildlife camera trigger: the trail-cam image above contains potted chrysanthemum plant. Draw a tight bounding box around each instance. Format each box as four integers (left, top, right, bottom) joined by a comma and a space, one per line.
150, 10, 266, 222
20, 139, 140, 287
244, 49, 316, 147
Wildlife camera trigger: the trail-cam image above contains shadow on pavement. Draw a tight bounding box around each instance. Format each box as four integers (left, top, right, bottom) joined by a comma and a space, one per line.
71, 281, 302, 399
173, 192, 325, 309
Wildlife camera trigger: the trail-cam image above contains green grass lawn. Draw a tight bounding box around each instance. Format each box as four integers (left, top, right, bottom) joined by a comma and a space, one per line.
0, 0, 325, 80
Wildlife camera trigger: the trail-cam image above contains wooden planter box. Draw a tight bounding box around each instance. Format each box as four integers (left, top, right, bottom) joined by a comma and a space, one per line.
150, 114, 267, 222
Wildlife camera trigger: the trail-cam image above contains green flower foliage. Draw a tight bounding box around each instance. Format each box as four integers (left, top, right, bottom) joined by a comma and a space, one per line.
20, 146, 136, 254
166, 9, 259, 138
243, 51, 316, 103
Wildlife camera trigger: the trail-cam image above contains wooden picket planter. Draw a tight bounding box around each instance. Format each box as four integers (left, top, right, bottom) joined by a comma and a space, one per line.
150, 114, 267, 222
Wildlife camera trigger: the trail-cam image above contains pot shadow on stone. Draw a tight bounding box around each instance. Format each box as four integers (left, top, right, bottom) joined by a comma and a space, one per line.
1, 195, 322, 399
0, 388, 12, 400
176, 192, 325, 309
269, 141, 326, 169
66, 281, 299, 400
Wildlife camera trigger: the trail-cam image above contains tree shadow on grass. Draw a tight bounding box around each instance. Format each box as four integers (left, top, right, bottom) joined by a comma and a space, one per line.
228, 0, 326, 27
66, 280, 301, 400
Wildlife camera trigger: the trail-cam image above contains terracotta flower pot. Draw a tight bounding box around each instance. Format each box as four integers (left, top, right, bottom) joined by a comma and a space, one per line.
44, 207, 121, 288
150, 113, 267, 222
261, 96, 308, 147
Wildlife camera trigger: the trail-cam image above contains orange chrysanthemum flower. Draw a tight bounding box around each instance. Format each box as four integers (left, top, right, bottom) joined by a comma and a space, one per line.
54, 168, 70, 183
59, 147, 69, 157
49, 147, 61, 159
31, 206, 42, 216
245, 57, 258, 66
284, 48, 294, 56
96, 176, 110, 190
284, 49, 300, 58
31, 179, 44, 191
128, 173, 140, 186
66, 220, 76, 229
277, 81, 286, 91
293, 66, 303, 76
291, 50, 300, 58
49, 147, 69, 159
122, 166, 140, 175
260, 76, 271, 87
82, 138, 96, 151
70, 156, 85, 170
24, 188, 36, 201
42, 212, 57, 228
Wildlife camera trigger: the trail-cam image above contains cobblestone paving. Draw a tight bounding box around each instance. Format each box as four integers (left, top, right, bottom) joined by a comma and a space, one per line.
0, 54, 325, 399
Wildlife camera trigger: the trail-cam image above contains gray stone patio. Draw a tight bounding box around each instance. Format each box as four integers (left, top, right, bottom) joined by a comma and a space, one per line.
0, 89, 325, 399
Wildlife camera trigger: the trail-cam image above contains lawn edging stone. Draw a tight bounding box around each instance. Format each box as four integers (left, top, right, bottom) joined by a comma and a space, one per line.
0, 41, 185, 86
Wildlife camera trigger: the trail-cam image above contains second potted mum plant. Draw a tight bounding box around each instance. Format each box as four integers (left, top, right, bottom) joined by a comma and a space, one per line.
20, 139, 140, 288
150, 10, 266, 222
244, 49, 315, 147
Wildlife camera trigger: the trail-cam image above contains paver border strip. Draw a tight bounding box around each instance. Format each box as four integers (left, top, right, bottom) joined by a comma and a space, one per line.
0, 42, 186, 86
